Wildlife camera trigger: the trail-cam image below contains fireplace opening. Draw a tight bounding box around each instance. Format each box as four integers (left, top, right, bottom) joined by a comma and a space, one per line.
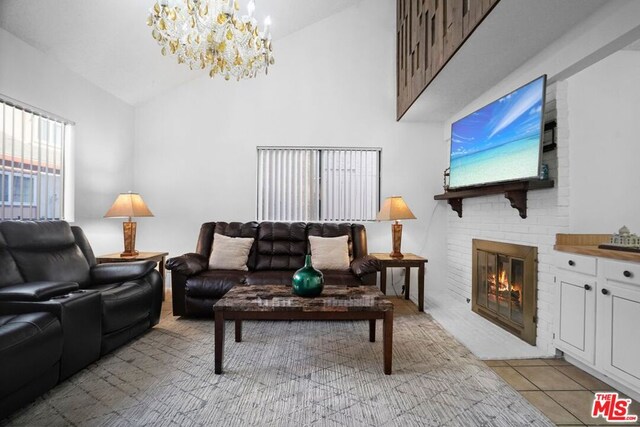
472, 239, 537, 345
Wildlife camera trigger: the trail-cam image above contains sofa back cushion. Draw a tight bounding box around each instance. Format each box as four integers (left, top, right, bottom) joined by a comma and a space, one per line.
0, 232, 23, 287
195, 222, 217, 259
0, 221, 91, 286
255, 222, 307, 270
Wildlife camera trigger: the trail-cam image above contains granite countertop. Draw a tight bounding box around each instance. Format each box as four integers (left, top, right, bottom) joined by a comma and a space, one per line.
213, 285, 394, 312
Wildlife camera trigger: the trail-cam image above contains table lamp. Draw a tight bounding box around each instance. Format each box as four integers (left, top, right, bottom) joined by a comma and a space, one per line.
104, 192, 154, 257
376, 196, 416, 259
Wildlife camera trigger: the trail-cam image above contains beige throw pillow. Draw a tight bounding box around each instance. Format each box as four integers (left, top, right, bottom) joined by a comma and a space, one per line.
209, 233, 254, 271
309, 235, 350, 271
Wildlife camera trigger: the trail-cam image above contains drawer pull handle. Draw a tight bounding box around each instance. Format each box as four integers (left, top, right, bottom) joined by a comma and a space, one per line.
623, 270, 633, 278
601, 288, 610, 295
568, 260, 575, 266
584, 284, 591, 291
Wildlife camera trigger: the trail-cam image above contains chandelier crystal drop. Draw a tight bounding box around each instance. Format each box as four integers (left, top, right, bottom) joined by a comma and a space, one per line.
147, 0, 274, 81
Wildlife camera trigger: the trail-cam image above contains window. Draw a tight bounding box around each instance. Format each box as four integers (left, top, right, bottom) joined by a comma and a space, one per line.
1, 96, 73, 220
257, 147, 381, 222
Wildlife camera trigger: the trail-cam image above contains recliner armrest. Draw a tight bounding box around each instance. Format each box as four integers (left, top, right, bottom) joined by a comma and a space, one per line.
0, 281, 79, 302
90, 261, 157, 285
166, 253, 208, 276
350, 255, 381, 278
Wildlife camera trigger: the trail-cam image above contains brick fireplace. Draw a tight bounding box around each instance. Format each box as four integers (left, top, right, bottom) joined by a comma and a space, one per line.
472, 239, 538, 345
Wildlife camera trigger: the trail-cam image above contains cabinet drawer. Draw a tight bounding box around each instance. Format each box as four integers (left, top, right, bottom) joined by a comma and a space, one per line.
555, 252, 597, 276
603, 259, 640, 287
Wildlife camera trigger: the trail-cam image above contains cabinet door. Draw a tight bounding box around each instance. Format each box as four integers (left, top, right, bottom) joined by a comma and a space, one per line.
555, 273, 596, 364
598, 280, 640, 390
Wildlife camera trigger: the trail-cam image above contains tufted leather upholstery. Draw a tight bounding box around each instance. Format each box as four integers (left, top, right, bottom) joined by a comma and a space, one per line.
0, 220, 163, 417
255, 222, 307, 270
168, 221, 378, 317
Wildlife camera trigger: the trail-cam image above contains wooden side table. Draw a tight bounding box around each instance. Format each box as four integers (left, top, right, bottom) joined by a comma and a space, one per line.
96, 252, 169, 300
370, 253, 428, 312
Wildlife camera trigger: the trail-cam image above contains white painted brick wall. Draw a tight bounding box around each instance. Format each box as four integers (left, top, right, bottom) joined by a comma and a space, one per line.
445, 82, 570, 356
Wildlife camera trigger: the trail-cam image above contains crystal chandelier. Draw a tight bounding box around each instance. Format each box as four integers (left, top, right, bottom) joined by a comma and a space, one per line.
147, 0, 274, 81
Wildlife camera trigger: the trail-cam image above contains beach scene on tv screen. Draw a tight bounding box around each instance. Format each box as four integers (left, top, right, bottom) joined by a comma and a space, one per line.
449, 76, 544, 189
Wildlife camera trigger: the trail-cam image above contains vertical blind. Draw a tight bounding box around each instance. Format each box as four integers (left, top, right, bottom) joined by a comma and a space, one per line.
0, 97, 72, 220
257, 147, 381, 222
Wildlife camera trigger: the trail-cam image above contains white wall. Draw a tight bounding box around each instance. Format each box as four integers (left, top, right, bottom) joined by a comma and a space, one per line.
431, 1, 640, 356
134, 1, 447, 296
0, 28, 135, 255
567, 50, 640, 233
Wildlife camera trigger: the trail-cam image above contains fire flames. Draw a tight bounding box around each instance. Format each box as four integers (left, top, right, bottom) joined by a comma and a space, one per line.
488, 270, 522, 307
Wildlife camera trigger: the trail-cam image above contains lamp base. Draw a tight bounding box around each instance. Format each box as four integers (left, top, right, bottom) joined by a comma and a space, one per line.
121, 221, 138, 258
389, 221, 404, 259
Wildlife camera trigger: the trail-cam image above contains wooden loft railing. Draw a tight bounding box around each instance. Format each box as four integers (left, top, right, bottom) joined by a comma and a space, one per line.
396, 0, 500, 120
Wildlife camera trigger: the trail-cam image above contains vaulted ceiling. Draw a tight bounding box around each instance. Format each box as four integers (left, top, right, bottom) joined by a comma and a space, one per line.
0, 0, 361, 106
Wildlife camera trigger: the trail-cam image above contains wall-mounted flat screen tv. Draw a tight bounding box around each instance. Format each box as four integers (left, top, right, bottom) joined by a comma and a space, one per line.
449, 75, 546, 189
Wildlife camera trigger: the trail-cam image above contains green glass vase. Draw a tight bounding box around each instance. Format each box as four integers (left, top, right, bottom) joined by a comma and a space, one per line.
292, 255, 324, 297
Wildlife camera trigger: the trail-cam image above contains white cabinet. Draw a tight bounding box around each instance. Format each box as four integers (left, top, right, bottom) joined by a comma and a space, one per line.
554, 254, 597, 364
554, 254, 640, 396
598, 260, 640, 391
555, 272, 596, 364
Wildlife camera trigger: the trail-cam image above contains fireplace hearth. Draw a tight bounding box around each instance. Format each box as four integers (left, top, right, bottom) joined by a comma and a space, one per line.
472, 239, 538, 345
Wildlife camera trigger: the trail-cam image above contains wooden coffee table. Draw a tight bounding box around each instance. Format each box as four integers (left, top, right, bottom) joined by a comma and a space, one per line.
213, 285, 394, 375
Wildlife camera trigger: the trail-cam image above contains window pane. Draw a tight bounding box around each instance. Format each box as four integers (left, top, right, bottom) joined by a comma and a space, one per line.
1, 174, 7, 202
13, 175, 34, 204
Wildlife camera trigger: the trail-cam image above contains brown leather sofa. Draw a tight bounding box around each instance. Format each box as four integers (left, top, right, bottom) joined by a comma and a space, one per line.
167, 222, 380, 317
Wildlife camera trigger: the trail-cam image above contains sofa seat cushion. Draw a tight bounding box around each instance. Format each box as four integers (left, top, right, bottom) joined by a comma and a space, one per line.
100, 280, 153, 334
185, 270, 247, 299
245, 270, 295, 286
322, 271, 362, 287
0, 312, 62, 398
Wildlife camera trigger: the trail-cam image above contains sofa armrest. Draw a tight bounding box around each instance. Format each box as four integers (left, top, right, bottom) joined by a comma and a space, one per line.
166, 253, 208, 276
0, 281, 79, 302
350, 255, 381, 278
90, 261, 156, 285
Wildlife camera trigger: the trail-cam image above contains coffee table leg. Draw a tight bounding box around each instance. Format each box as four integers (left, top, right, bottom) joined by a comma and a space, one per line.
369, 319, 376, 342
383, 311, 393, 375
215, 311, 224, 374
235, 319, 242, 342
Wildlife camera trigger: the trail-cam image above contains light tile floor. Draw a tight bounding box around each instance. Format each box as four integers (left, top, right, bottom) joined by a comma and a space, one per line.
486, 358, 640, 426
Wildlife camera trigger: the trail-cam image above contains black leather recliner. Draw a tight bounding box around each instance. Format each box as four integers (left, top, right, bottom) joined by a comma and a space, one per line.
0, 220, 163, 418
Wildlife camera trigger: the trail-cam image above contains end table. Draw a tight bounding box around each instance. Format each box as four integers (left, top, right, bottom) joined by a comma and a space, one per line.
96, 251, 169, 300
370, 253, 428, 312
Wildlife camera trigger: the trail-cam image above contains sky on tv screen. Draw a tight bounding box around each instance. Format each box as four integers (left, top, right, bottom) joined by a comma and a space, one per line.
449, 76, 545, 189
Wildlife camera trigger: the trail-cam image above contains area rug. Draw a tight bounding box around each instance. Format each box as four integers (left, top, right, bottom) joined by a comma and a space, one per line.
3, 301, 553, 426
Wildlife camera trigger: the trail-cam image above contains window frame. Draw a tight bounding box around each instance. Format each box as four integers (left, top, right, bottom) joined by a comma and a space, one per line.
1, 94, 74, 221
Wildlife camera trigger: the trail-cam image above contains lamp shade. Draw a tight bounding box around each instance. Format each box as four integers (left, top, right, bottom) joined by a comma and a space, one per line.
376, 196, 416, 221
104, 192, 154, 218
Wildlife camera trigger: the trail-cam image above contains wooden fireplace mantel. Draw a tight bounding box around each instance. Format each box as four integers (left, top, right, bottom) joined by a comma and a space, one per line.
434, 180, 555, 219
